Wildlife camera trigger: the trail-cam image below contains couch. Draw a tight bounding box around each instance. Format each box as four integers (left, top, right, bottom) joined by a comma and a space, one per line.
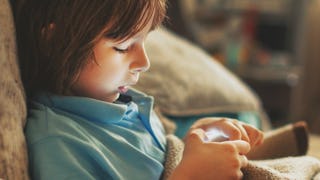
1, 0, 320, 179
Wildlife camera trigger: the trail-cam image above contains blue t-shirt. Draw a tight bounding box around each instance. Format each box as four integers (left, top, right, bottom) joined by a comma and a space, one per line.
25, 89, 167, 180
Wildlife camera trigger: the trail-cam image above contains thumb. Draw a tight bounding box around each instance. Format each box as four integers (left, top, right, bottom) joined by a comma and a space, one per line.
225, 140, 251, 155
185, 128, 208, 144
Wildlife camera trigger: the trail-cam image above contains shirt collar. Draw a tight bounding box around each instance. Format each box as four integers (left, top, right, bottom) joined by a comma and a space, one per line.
32, 88, 154, 124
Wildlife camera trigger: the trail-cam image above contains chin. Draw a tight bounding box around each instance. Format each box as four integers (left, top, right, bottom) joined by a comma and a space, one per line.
93, 92, 119, 103
108, 93, 120, 103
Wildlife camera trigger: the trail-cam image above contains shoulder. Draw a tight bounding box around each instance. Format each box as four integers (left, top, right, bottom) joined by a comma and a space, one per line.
25, 101, 88, 145
25, 102, 109, 179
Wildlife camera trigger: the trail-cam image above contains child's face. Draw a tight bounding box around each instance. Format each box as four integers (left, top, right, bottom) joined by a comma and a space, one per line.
70, 24, 151, 102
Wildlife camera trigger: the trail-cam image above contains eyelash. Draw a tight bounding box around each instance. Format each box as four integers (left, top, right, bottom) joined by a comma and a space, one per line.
113, 47, 130, 54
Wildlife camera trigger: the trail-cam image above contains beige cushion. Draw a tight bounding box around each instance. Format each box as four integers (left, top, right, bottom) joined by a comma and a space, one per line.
0, 0, 29, 179
290, 0, 320, 134
136, 28, 263, 117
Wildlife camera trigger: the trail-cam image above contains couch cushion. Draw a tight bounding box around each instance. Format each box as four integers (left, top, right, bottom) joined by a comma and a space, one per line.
136, 28, 266, 119
0, 0, 29, 179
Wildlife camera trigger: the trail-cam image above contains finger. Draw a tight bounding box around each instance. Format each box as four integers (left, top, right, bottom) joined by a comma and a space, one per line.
226, 140, 251, 155
254, 131, 264, 146
237, 170, 244, 180
217, 121, 242, 141
243, 124, 264, 147
190, 117, 218, 130
232, 121, 250, 143
258, 132, 265, 145
185, 128, 207, 143
239, 155, 248, 168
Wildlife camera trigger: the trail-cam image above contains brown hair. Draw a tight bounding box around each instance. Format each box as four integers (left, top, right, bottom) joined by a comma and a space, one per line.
15, 0, 167, 97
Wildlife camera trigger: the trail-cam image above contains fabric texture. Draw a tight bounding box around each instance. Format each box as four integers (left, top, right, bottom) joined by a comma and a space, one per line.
309, 134, 320, 159
243, 157, 320, 180
161, 135, 184, 180
0, 0, 29, 179
162, 133, 320, 180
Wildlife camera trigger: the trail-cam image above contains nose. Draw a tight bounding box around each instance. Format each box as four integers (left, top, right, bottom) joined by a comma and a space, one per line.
130, 43, 150, 73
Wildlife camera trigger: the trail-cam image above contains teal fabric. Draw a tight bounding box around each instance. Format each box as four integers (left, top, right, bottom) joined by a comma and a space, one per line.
168, 112, 261, 138
25, 89, 166, 180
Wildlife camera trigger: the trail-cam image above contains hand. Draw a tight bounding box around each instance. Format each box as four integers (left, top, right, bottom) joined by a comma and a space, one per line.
169, 129, 250, 180
189, 117, 264, 148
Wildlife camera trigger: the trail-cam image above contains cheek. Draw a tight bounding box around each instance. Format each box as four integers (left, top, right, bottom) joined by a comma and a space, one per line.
78, 62, 123, 89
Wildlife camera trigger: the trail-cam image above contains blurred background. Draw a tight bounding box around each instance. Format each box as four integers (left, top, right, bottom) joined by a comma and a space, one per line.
163, 0, 320, 133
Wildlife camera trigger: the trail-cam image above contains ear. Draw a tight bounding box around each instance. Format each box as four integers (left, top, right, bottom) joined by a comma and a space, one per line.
41, 23, 55, 40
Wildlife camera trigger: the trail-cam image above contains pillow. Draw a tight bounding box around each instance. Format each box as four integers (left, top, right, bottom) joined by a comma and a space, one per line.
0, 0, 29, 179
136, 28, 267, 122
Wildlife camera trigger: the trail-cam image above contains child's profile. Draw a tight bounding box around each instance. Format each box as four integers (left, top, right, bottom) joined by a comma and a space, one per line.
15, 0, 265, 179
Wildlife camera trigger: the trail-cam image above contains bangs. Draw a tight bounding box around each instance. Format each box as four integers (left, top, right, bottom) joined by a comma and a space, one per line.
104, 0, 167, 42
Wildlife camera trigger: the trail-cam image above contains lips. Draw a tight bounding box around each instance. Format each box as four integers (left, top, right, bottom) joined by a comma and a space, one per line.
118, 74, 139, 94
118, 86, 129, 94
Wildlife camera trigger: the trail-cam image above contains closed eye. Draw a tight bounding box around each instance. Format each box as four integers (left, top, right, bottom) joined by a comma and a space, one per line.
113, 47, 129, 54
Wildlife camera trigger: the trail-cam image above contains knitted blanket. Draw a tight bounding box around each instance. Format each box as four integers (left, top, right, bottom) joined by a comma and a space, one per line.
162, 135, 320, 180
